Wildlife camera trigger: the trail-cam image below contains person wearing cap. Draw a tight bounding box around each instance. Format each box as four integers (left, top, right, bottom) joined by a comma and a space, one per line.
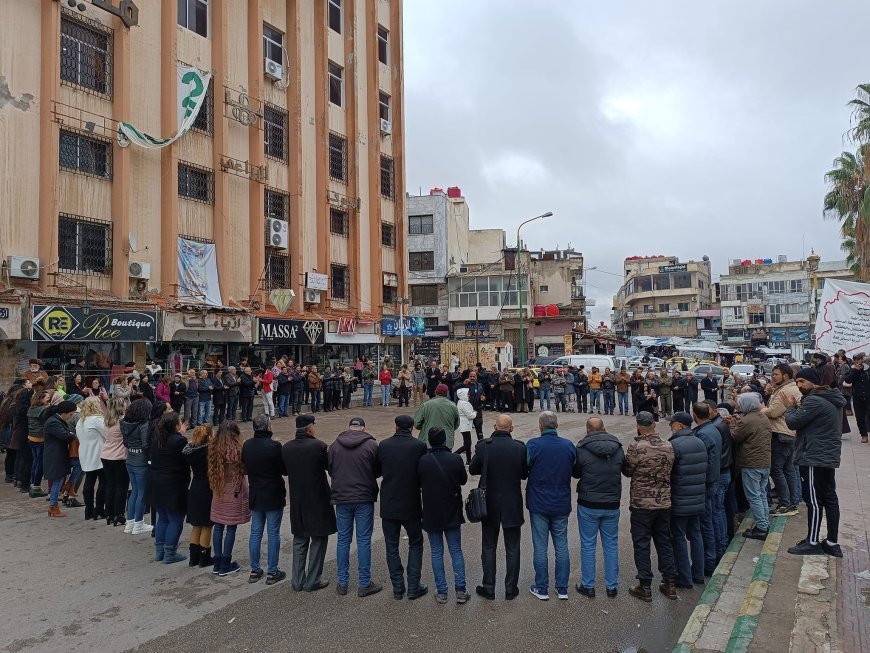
761, 363, 804, 515
572, 416, 625, 599
413, 384, 460, 450
783, 367, 846, 557
690, 402, 722, 576
843, 352, 870, 444
376, 414, 429, 600
328, 416, 381, 597
728, 393, 772, 541
624, 411, 677, 602
43, 400, 78, 518
667, 411, 708, 589
282, 414, 335, 592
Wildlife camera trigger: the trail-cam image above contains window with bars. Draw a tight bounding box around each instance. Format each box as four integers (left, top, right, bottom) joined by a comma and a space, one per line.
330, 209, 349, 237
379, 92, 391, 122
178, 0, 208, 37
381, 222, 395, 247
59, 130, 111, 178
409, 251, 434, 272
383, 285, 396, 305
264, 104, 288, 161
178, 163, 214, 203
61, 14, 112, 96
331, 264, 349, 301
264, 188, 289, 220
377, 25, 389, 65
265, 251, 290, 290
411, 285, 439, 306
380, 155, 395, 199
408, 214, 434, 235
328, 61, 343, 107
191, 80, 213, 134
328, 0, 341, 33
328, 132, 348, 182
58, 214, 111, 275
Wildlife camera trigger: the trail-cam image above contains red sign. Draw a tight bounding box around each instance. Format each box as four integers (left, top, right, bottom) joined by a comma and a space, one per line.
337, 317, 357, 335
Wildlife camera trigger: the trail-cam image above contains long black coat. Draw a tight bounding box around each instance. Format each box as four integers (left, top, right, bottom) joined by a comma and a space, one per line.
282, 431, 336, 537
418, 446, 468, 532
241, 430, 286, 512
376, 430, 427, 521
149, 432, 190, 513
184, 444, 213, 526
43, 413, 75, 480
469, 431, 528, 528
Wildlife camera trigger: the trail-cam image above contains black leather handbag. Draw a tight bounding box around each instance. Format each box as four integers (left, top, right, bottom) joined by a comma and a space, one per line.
465, 441, 490, 523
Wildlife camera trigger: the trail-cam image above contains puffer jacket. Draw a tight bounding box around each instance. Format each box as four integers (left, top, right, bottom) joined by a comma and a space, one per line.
119, 419, 150, 467
763, 380, 802, 436
730, 409, 772, 469
692, 421, 722, 489
668, 428, 708, 516
456, 388, 476, 432
624, 432, 674, 510
573, 431, 625, 510
785, 387, 846, 468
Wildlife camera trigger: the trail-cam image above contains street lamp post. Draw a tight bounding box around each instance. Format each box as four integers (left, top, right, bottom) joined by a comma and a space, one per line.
396, 296, 409, 366
516, 211, 553, 365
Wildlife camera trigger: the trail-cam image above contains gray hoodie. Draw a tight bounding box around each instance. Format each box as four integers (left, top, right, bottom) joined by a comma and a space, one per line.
327, 429, 379, 504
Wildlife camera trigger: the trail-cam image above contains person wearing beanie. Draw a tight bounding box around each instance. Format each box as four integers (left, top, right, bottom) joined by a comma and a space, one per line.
783, 367, 846, 557
376, 414, 428, 600
729, 393, 772, 541
43, 401, 78, 517
413, 384, 460, 450
418, 426, 470, 604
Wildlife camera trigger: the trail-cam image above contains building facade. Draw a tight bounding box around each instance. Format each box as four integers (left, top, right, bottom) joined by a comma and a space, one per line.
613, 255, 714, 338
0, 0, 406, 381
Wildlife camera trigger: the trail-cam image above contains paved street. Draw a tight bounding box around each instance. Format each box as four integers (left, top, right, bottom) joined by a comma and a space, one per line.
0, 405, 699, 653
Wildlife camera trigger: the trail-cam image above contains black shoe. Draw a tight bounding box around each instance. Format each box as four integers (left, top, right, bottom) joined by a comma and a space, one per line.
407, 585, 428, 600
675, 583, 694, 589
265, 569, 286, 585
788, 540, 824, 555
505, 590, 519, 600
393, 591, 405, 600
606, 587, 618, 599
821, 541, 844, 558
743, 526, 768, 541
629, 583, 652, 602
575, 584, 595, 599
248, 569, 265, 584
358, 582, 383, 598
305, 580, 329, 592
336, 584, 348, 596
475, 585, 495, 601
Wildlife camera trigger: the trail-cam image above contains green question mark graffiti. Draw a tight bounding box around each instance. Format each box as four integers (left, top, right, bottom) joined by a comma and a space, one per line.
181, 70, 205, 120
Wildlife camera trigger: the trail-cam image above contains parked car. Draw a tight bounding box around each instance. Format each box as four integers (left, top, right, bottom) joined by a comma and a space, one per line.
665, 356, 698, 371
688, 363, 728, 382
545, 354, 617, 372
628, 356, 664, 370
761, 357, 788, 375
526, 356, 558, 368
729, 364, 756, 379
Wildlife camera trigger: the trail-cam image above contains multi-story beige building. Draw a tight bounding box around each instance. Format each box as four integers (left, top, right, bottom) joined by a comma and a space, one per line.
0, 0, 405, 377
613, 255, 713, 337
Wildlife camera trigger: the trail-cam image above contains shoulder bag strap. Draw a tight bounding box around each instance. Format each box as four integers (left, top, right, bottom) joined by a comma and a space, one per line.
479, 440, 491, 490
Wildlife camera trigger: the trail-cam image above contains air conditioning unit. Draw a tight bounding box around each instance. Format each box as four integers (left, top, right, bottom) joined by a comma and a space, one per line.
380, 118, 392, 135
264, 59, 284, 82
266, 218, 289, 249
6, 256, 39, 279
303, 289, 321, 303
459, 266, 469, 273
128, 261, 151, 280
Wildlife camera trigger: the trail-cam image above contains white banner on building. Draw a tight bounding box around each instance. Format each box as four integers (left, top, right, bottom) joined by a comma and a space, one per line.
177, 238, 222, 307
814, 278, 870, 354
117, 64, 211, 149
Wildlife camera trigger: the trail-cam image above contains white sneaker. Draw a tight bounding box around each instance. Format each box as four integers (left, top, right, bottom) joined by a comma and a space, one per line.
131, 520, 154, 535
557, 590, 569, 600
529, 586, 549, 600
123, 519, 135, 533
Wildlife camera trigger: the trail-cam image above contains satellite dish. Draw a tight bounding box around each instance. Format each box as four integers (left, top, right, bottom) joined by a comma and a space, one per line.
128, 232, 138, 253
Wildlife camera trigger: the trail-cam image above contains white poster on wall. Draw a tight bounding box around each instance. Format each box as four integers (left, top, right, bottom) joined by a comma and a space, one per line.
814, 278, 870, 354
177, 238, 222, 307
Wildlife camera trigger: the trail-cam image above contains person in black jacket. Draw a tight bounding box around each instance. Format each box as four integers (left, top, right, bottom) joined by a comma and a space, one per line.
211, 370, 226, 426
241, 415, 287, 585
275, 368, 292, 418
667, 412, 708, 589
705, 399, 733, 562
150, 412, 192, 564
672, 372, 686, 413
425, 361, 442, 399
376, 414, 428, 600
238, 367, 256, 422
844, 353, 870, 443
44, 401, 78, 518
183, 425, 214, 567
223, 367, 240, 421
573, 417, 625, 598
684, 373, 700, 411
419, 426, 469, 604
168, 374, 186, 414
282, 414, 336, 592
469, 414, 528, 600
139, 372, 156, 405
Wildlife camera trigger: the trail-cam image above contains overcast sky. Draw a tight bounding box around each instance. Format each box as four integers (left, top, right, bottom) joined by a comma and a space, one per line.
402, 0, 868, 325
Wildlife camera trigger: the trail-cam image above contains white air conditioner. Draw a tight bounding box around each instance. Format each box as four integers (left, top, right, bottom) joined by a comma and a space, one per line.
264, 59, 284, 82
128, 261, 151, 280
7, 256, 39, 279
303, 289, 321, 303
380, 118, 392, 135
266, 218, 289, 249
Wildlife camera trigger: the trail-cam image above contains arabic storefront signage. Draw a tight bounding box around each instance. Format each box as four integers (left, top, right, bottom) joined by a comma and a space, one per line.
219, 156, 267, 183
224, 87, 262, 127
381, 315, 425, 337
305, 272, 329, 291
162, 310, 253, 343
0, 308, 8, 319
31, 305, 157, 342
659, 264, 688, 273
464, 322, 490, 337
258, 319, 325, 345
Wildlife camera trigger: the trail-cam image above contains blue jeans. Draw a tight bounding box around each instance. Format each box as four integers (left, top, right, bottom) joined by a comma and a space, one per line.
198, 399, 211, 425
770, 436, 800, 507
554, 393, 566, 411
155, 507, 184, 547
310, 390, 321, 412
530, 512, 570, 594
742, 467, 771, 531
670, 514, 704, 586
428, 527, 466, 594
617, 391, 629, 414
48, 476, 64, 506
29, 441, 44, 487
250, 509, 283, 574
578, 505, 620, 590
363, 384, 373, 406
335, 502, 374, 588
539, 389, 551, 410
277, 394, 289, 417
603, 389, 615, 413
125, 464, 147, 521
714, 471, 731, 558
701, 490, 716, 574
381, 385, 390, 406
213, 523, 237, 559
589, 389, 601, 412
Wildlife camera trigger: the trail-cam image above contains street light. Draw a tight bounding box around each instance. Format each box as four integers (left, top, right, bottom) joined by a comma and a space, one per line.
516, 211, 553, 365
395, 296, 409, 366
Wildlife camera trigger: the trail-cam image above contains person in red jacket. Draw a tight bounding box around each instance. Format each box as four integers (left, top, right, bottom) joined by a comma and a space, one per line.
257, 367, 276, 418
379, 365, 393, 407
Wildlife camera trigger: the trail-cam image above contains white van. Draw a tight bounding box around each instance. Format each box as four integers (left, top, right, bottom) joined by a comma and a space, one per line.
546, 354, 617, 371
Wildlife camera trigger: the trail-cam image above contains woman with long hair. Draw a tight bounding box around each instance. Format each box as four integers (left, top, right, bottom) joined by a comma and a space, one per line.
101, 397, 129, 525
184, 425, 214, 568
26, 389, 51, 498
43, 401, 78, 518
67, 373, 84, 398
150, 411, 191, 564
120, 398, 153, 533
0, 386, 23, 483
76, 396, 107, 520
208, 421, 250, 576
111, 375, 132, 401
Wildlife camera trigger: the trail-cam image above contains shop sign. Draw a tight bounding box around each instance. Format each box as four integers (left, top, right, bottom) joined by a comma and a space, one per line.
464, 322, 489, 337
31, 305, 157, 342
413, 337, 444, 359
162, 310, 253, 343
258, 318, 325, 345
659, 263, 687, 273
381, 315, 424, 337
219, 155, 268, 183
0, 308, 8, 319
269, 289, 295, 316
305, 272, 329, 291
337, 317, 357, 335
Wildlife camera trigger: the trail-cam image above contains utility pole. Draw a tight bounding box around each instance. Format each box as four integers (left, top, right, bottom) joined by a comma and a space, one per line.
516, 211, 553, 365
475, 308, 480, 366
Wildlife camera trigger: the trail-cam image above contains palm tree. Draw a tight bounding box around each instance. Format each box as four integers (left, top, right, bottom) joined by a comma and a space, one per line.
839, 215, 861, 276
824, 144, 870, 279
848, 84, 870, 144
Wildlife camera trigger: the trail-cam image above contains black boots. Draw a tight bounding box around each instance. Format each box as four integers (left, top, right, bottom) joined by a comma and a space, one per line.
189, 544, 202, 567
199, 546, 214, 567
